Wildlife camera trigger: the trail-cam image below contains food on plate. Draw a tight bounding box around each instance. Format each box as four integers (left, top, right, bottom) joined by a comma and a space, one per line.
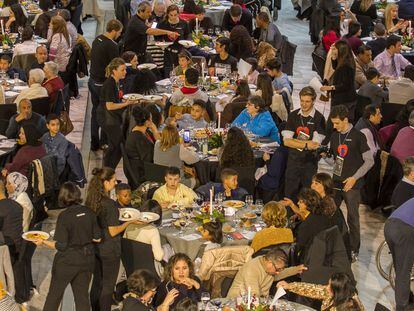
224, 200, 244, 208
122, 211, 132, 219
240, 219, 252, 228
222, 224, 235, 233
244, 212, 256, 219
194, 129, 208, 139
209, 148, 218, 155
26, 232, 48, 240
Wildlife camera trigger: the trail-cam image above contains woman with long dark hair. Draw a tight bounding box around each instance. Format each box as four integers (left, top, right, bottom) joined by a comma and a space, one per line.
351, 0, 377, 20
86, 167, 140, 311
33, 182, 101, 311
277, 272, 364, 310
157, 4, 190, 75
321, 40, 357, 121
229, 25, 254, 60
343, 22, 363, 54
221, 79, 251, 126
220, 126, 254, 168
255, 72, 274, 108
5, 3, 27, 33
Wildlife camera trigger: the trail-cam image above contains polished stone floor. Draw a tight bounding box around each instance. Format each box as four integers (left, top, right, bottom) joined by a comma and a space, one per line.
28, 1, 397, 310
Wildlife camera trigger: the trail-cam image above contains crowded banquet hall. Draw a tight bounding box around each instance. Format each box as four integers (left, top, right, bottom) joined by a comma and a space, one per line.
0, 0, 414, 309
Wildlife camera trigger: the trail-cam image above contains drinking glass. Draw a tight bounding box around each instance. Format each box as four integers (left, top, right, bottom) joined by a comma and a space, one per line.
208, 28, 214, 37
245, 195, 253, 208
18, 26, 23, 37
215, 192, 224, 207
13, 72, 19, 85
179, 219, 187, 236
201, 292, 210, 310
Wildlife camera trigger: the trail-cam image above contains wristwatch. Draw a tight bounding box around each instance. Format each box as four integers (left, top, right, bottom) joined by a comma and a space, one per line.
304, 142, 308, 150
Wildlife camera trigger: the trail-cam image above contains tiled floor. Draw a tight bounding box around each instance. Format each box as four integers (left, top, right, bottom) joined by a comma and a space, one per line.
28, 2, 397, 310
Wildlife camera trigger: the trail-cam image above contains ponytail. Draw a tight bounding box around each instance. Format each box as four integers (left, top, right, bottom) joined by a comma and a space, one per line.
105, 57, 126, 78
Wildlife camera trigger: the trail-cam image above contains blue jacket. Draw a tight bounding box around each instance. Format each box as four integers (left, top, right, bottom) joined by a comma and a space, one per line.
196, 182, 249, 201
232, 109, 281, 143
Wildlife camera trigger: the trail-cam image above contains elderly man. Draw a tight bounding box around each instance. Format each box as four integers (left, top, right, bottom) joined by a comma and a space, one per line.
255, 12, 282, 50
14, 69, 48, 104
6, 98, 47, 138
42, 61, 65, 104
31, 45, 48, 70
227, 248, 305, 298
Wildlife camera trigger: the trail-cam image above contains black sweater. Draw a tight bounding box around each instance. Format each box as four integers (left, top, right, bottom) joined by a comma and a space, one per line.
331, 64, 357, 105
350, 1, 377, 19
391, 180, 414, 208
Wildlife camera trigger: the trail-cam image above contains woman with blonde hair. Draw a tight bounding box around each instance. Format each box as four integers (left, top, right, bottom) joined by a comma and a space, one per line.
48, 15, 71, 74
153, 125, 199, 188
256, 41, 277, 69
384, 3, 408, 34
350, 0, 377, 20
250, 201, 294, 253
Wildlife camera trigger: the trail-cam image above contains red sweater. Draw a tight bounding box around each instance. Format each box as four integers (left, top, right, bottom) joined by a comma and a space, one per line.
322, 31, 340, 52
43, 76, 65, 106
5, 144, 47, 177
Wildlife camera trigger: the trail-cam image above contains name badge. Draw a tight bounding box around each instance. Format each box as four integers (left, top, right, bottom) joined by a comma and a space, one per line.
333, 156, 344, 177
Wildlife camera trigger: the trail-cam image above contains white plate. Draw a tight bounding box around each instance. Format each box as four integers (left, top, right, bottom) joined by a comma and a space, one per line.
35, 38, 48, 44
155, 41, 174, 48
143, 95, 163, 101
123, 93, 143, 101
13, 85, 29, 91
139, 212, 160, 223
22, 231, 50, 241
138, 63, 157, 70
178, 40, 197, 48
119, 208, 141, 221
249, 84, 257, 89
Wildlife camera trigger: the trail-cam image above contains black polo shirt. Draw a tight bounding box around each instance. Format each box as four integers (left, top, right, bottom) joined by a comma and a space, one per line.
54, 204, 101, 251
330, 126, 370, 187
90, 34, 120, 84
0, 199, 22, 251
100, 76, 124, 125
157, 19, 190, 51
221, 8, 253, 34
124, 14, 149, 56
208, 54, 238, 76
283, 108, 326, 162
97, 197, 121, 258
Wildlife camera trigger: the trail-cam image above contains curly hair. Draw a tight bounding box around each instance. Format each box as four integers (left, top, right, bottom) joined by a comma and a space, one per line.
262, 201, 287, 228
256, 42, 276, 69
229, 25, 254, 60
202, 219, 223, 244
297, 188, 323, 215
85, 167, 115, 214
164, 253, 195, 282
220, 127, 254, 168
235, 79, 251, 98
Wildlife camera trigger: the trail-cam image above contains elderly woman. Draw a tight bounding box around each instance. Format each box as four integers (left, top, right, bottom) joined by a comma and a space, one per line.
14, 69, 48, 104
42, 61, 65, 105
123, 269, 178, 311
3, 124, 47, 177
6, 172, 33, 232
251, 201, 293, 253
232, 95, 281, 143
13, 26, 38, 57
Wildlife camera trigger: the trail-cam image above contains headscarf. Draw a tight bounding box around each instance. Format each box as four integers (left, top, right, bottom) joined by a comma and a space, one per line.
7, 172, 28, 200
21, 124, 42, 146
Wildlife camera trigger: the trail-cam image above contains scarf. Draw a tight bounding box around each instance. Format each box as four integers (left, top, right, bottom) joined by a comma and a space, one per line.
7, 172, 28, 200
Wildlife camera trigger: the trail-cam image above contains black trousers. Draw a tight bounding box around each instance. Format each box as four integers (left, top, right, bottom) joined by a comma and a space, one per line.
43, 260, 93, 311
88, 79, 107, 150
102, 123, 123, 169
334, 188, 361, 253
90, 255, 120, 311
284, 158, 318, 201
384, 218, 414, 311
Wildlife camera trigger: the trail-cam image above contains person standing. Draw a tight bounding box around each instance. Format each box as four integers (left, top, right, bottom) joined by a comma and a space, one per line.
255, 12, 282, 50
123, 1, 179, 64
328, 105, 374, 262
33, 182, 101, 311
384, 197, 414, 311
86, 167, 141, 311
89, 19, 123, 152
282, 86, 326, 201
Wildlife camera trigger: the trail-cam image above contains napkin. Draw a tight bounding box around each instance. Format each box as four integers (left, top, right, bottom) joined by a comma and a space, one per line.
237, 59, 252, 79
156, 78, 171, 86
5, 91, 19, 97
13, 85, 29, 91
180, 233, 202, 241
241, 231, 256, 240
270, 287, 286, 306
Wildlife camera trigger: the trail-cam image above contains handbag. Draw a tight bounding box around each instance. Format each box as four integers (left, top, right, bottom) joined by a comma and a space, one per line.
58, 89, 74, 135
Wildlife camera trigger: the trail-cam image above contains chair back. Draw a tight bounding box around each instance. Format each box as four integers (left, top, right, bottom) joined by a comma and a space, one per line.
121, 142, 140, 189
382, 102, 404, 126
0, 104, 17, 120
71, 3, 83, 29
11, 54, 36, 76
144, 162, 168, 183
31, 97, 51, 116
51, 84, 70, 115
311, 51, 326, 79
355, 94, 372, 121
0, 119, 8, 135
121, 238, 159, 279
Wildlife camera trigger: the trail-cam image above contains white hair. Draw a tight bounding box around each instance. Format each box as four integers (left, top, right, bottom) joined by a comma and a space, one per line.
44, 61, 59, 76
29, 69, 45, 84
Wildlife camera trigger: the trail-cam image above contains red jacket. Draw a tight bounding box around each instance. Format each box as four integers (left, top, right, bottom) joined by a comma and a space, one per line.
43, 76, 65, 106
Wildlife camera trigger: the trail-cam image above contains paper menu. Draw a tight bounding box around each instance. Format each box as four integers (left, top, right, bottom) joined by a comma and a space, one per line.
309, 76, 327, 96
237, 59, 252, 79
270, 286, 287, 306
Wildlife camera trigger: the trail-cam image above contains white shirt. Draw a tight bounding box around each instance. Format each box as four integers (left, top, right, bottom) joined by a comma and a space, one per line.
15, 192, 33, 232
13, 40, 38, 57
123, 224, 164, 261
14, 83, 48, 104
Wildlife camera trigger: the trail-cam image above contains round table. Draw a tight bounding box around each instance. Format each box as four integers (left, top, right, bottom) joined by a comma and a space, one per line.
204, 2, 232, 26
212, 298, 317, 310
159, 206, 262, 260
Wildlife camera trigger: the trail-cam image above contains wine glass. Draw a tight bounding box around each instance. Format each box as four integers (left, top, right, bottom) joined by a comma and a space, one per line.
215, 192, 224, 207
195, 193, 204, 207
201, 292, 210, 310
9, 35, 16, 46
245, 195, 253, 208
179, 219, 187, 236
18, 26, 23, 37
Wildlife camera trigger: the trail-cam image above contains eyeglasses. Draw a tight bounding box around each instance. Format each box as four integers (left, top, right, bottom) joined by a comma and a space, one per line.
271, 261, 285, 273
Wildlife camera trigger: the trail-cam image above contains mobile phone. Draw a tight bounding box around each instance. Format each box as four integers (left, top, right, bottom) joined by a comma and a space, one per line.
183, 129, 191, 143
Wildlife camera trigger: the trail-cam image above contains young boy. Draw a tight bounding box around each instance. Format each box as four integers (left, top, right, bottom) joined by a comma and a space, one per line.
175, 100, 208, 129
358, 67, 389, 106
116, 183, 132, 208
41, 114, 69, 175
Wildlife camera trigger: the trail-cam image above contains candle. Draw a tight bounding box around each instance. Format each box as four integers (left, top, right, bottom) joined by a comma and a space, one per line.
196, 18, 199, 34
209, 188, 213, 216
247, 286, 251, 309
201, 61, 205, 79
409, 21, 412, 38
217, 112, 221, 129
1, 20, 4, 35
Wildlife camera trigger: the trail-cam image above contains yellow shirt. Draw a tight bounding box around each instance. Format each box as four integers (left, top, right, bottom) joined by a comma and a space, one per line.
251, 227, 294, 253
152, 183, 197, 206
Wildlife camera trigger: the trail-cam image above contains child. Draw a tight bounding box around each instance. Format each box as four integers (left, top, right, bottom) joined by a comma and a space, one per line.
115, 183, 132, 208
199, 219, 223, 251
265, 58, 292, 94
175, 100, 207, 129
174, 50, 194, 77
41, 113, 69, 175
358, 67, 389, 106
